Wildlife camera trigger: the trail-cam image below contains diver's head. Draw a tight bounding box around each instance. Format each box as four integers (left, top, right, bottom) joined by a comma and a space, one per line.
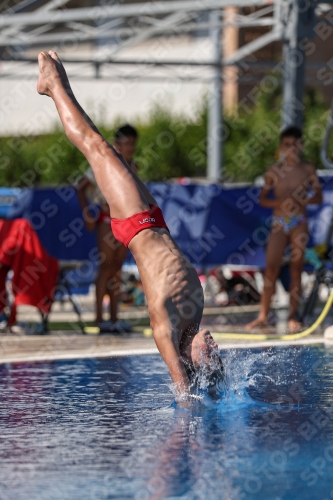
185, 329, 226, 400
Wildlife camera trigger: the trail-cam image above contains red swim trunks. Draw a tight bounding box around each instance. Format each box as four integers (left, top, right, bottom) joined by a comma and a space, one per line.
97, 209, 111, 225
111, 204, 169, 247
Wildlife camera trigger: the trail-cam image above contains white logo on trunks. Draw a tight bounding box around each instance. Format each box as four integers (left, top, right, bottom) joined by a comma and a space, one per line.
139, 217, 155, 225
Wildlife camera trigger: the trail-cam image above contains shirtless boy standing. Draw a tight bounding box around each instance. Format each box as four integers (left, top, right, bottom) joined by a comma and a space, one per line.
37, 50, 223, 403
77, 124, 138, 331
246, 127, 323, 333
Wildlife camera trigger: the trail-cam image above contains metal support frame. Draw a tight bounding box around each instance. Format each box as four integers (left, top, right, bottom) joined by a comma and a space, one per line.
1, 0, 70, 50
281, 0, 315, 129
0, 10, 276, 50
0, 0, 331, 177
0, 1, 269, 27
100, 10, 197, 58
0, 18, 277, 48
224, 29, 282, 65
208, 10, 223, 182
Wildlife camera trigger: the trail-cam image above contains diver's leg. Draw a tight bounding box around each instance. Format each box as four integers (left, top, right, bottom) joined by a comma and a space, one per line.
37, 50, 156, 218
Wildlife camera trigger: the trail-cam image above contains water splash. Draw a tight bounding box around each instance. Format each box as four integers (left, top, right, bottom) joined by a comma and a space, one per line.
176, 347, 306, 411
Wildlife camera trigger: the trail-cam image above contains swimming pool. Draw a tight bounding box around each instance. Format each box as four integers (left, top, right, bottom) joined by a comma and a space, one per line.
0, 345, 333, 500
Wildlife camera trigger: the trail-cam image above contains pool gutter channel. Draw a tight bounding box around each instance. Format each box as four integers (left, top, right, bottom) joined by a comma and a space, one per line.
0, 336, 332, 365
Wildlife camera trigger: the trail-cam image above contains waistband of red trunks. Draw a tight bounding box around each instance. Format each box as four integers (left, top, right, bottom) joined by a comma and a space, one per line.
111, 204, 169, 247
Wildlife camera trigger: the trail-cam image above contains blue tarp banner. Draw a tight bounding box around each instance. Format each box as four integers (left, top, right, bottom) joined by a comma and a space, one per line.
0, 187, 22, 219
2, 179, 333, 267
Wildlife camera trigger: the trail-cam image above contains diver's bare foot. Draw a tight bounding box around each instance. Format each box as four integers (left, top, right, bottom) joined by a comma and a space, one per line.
37, 50, 68, 97
245, 316, 269, 331
288, 319, 303, 333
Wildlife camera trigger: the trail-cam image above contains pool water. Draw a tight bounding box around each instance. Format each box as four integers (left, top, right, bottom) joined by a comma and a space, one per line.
1, 345, 333, 500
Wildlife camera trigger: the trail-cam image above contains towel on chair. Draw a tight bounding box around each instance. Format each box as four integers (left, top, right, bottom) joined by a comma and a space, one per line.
0, 219, 59, 325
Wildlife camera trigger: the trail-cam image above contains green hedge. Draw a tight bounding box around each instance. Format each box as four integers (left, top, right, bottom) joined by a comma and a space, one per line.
0, 87, 331, 187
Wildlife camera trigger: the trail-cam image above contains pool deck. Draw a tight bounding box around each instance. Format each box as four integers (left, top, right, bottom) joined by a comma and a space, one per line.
1, 301, 332, 364
0, 331, 331, 365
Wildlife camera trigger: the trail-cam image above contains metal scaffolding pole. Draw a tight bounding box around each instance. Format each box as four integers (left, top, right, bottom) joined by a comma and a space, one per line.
207, 9, 223, 182
0, 0, 270, 27
282, 0, 315, 130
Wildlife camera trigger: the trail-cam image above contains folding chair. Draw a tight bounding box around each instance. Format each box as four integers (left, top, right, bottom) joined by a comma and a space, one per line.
42, 260, 97, 333
300, 206, 333, 323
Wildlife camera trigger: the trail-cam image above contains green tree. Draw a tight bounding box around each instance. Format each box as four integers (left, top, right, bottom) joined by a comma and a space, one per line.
0, 87, 331, 187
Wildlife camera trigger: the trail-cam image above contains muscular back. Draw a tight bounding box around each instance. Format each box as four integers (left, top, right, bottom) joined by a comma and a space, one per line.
129, 228, 204, 332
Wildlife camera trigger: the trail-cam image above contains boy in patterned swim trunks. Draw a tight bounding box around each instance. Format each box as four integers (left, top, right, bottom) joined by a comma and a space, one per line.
246, 127, 322, 333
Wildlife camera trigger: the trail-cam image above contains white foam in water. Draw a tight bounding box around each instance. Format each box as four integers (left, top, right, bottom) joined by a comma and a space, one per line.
174, 347, 304, 410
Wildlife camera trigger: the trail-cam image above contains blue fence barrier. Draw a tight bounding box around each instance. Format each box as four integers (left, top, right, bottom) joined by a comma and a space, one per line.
1, 180, 332, 267
0, 187, 22, 219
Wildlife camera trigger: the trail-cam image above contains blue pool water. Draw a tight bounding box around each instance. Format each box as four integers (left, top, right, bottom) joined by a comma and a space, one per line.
1, 345, 333, 500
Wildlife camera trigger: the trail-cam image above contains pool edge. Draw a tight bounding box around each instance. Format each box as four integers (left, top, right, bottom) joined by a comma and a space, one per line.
0, 336, 331, 365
